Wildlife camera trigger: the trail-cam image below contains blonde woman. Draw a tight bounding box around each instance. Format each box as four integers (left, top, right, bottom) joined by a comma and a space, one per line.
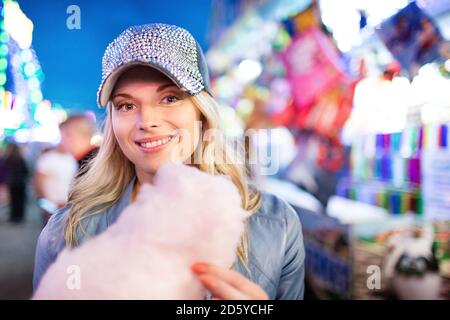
33, 23, 305, 300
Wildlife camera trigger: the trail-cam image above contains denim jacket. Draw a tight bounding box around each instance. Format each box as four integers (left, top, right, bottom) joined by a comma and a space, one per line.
33, 177, 305, 299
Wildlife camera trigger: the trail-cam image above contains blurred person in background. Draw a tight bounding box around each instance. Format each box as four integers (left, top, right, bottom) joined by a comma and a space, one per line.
58, 115, 98, 172
0, 146, 7, 207
33, 122, 78, 225
4, 142, 29, 223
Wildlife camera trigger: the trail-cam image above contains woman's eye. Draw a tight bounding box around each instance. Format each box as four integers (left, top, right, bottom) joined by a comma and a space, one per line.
117, 103, 136, 112
161, 95, 180, 104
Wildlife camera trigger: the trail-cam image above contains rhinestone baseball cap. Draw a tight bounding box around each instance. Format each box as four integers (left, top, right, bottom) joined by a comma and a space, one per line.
97, 23, 213, 107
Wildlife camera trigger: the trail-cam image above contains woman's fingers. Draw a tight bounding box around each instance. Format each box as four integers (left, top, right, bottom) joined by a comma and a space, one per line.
198, 274, 249, 300
192, 263, 269, 300
202, 263, 266, 297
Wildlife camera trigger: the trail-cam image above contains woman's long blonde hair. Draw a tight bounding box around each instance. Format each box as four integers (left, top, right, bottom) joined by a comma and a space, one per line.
64, 91, 262, 269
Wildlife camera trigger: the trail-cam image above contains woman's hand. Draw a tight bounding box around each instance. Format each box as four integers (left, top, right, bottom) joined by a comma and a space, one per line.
191, 262, 269, 300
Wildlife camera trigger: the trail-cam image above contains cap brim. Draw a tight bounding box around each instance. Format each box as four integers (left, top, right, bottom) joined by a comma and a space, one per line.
97, 61, 187, 108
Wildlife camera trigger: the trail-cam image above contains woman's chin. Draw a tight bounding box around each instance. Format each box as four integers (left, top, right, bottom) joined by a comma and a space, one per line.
136, 160, 173, 177
132, 152, 192, 179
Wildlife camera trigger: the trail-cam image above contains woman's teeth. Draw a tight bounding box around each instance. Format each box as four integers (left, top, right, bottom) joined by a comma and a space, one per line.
139, 136, 173, 148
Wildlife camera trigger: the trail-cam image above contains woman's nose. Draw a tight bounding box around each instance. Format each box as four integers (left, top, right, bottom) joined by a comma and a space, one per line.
138, 107, 161, 131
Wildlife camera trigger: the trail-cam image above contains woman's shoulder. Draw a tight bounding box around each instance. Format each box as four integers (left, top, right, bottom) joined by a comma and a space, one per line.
39, 207, 70, 255
242, 190, 305, 299
34, 206, 71, 290
249, 190, 301, 229
40, 204, 109, 252
246, 190, 304, 246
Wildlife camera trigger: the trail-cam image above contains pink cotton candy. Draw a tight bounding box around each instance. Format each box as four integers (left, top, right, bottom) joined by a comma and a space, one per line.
33, 163, 249, 299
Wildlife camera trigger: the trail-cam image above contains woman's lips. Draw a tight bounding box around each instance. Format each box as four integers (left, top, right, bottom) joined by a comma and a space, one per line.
135, 134, 178, 154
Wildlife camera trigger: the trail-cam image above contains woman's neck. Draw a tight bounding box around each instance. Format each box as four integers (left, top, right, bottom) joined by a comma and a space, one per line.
135, 169, 155, 184
132, 170, 155, 202
131, 179, 141, 203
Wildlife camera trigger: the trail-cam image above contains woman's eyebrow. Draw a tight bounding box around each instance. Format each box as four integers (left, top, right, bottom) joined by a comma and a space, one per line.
112, 93, 134, 99
156, 83, 178, 92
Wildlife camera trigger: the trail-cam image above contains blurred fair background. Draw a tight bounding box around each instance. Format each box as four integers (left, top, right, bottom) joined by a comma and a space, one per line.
0, 0, 450, 299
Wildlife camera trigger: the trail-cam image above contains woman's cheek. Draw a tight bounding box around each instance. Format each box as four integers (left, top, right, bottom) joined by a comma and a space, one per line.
112, 115, 134, 153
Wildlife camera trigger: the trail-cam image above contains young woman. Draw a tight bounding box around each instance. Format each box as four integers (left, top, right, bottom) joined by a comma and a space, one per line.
33, 23, 305, 300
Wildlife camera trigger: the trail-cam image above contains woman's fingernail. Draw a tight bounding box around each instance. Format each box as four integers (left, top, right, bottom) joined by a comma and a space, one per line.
192, 263, 208, 273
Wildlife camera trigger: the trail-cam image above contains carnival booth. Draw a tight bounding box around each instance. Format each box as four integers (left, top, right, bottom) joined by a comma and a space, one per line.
207, 0, 450, 299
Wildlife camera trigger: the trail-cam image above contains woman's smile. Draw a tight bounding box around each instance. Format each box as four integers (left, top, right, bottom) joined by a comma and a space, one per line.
134, 133, 179, 154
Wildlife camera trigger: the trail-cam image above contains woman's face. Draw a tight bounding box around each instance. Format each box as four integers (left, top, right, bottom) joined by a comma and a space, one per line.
111, 66, 202, 183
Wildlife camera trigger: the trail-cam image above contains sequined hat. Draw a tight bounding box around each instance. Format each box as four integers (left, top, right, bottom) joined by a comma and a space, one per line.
97, 23, 212, 107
